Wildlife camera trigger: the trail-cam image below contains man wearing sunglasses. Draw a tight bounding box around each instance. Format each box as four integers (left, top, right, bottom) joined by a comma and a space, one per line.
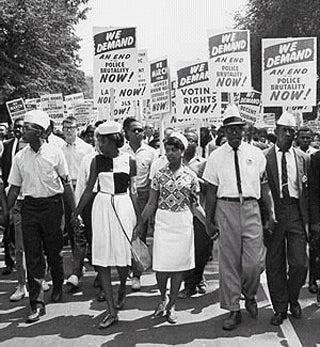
122, 117, 156, 291
6, 110, 76, 323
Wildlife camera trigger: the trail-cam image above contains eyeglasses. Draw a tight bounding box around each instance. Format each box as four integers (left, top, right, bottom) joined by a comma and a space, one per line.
225, 126, 243, 134
130, 128, 144, 133
63, 126, 77, 131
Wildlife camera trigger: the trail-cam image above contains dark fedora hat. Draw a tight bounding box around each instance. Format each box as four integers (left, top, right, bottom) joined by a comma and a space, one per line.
222, 105, 246, 127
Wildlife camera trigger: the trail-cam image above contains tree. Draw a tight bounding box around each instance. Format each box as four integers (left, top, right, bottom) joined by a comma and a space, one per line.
0, 0, 90, 103
234, 0, 320, 97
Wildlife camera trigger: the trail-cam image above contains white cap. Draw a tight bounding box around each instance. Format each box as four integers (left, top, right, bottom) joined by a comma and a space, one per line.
24, 110, 50, 130
223, 104, 245, 127
169, 131, 189, 150
97, 121, 121, 135
276, 111, 296, 127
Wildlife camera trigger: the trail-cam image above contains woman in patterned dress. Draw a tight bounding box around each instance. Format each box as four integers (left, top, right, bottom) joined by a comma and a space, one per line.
75, 121, 140, 329
136, 132, 205, 324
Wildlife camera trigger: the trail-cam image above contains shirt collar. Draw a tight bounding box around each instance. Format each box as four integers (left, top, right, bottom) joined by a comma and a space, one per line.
275, 144, 294, 155
226, 141, 244, 153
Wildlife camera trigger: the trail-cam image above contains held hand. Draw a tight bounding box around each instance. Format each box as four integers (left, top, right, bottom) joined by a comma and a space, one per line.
263, 215, 277, 234
205, 222, 219, 240
132, 223, 141, 241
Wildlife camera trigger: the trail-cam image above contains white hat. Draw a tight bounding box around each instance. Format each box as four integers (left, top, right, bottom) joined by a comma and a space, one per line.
169, 131, 189, 150
276, 111, 296, 127
24, 110, 50, 130
97, 121, 121, 135
223, 104, 246, 127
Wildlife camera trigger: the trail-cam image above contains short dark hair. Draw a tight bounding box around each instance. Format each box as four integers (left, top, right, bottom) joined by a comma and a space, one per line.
62, 116, 78, 127
164, 136, 185, 151
98, 132, 124, 148
123, 117, 137, 130
297, 126, 312, 136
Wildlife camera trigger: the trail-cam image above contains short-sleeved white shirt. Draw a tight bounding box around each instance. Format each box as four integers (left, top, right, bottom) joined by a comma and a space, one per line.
203, 141, 266, 199
8, 142, 69, 198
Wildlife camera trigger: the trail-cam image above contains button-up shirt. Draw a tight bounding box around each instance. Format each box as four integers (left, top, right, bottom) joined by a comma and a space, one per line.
275, 145, 299, 199
62, 137, 95, 184
203, 141, 266, 199
8, 143, 69, 198
151, 163, 200, 212
122, 142, 156, 189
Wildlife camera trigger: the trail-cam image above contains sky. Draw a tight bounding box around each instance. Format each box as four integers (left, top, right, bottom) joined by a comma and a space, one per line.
76, 0, 248, 76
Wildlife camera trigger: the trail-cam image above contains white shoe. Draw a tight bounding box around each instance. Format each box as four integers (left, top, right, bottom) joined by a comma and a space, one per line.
66, 274, 79, 288
10, 285, 27, 301
42, 281, 50, 292
131, 277, 141, 291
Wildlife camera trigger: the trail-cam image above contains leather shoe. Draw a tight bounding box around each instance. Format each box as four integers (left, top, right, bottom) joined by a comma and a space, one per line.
290, 302, 302, 318
26, 306, 46, 323
270, 312, 287, 326
178, 288, 197, 299
309, 282, 318, 294
245, 298, 258, 318
97, 289, 106, 302
51, 289, 63, 303
222, 311, 242, 330
99, 314, 118, 329
2, 266, 14, 275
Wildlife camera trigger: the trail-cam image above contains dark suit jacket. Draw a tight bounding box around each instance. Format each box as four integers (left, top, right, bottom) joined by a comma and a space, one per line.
309, 150, 320, 225
1, 138, 16, 187
264, 145, 309, 233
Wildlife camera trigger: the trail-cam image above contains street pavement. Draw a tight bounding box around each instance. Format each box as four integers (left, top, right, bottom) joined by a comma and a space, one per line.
1, 242, 320, 346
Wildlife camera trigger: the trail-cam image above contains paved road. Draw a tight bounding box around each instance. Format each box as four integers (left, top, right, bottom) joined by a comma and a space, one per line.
1, 244, 320, 346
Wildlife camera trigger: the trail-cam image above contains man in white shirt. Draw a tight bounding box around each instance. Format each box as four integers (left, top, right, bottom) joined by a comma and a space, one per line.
7, 110, 76, 323
296, 126, 318, 156
264, 112, 310, 326
122, 117, 156, 291
61, 116, 94, 253
204, 105, 275, 331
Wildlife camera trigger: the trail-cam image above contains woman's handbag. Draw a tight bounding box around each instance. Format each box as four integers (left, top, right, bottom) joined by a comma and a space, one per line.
131, 236, 152, 272
111, 196, 152, 271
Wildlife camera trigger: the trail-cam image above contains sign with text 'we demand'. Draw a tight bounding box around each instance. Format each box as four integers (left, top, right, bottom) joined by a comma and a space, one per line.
208, 30, 251, 92
262, 37, 317, 107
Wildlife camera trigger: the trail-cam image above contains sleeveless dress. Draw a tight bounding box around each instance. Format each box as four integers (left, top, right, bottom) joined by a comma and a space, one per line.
91, 152, 136, 267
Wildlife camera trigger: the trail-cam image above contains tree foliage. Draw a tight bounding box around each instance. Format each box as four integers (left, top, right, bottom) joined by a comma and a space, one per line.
234, 0, 320, 96
0, 0, 90, 103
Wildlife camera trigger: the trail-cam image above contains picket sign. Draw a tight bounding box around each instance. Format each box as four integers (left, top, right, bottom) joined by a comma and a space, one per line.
109, 87, 115, 121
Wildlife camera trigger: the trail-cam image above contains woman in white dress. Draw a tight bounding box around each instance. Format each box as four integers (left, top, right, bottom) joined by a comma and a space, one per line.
75, 121, 139, 329
136, 132, 205, 324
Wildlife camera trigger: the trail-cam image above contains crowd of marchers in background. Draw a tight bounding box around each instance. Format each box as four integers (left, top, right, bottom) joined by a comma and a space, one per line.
1, 107, 320, 332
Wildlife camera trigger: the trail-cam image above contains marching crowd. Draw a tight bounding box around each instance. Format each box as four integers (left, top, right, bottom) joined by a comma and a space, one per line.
1, 106, 320, 332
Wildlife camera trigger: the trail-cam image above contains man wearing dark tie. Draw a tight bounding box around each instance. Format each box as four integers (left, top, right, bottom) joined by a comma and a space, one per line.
263, 111, 309, 326
203, 105, 275, 330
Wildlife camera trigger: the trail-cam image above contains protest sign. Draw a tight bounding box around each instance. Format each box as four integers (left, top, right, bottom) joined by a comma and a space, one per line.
208, 30, 251, 92
175, 60, 221, 126
74, 99, 95, 125
138, 49, 150, 99
40, 93, 64, 126
65, 93, 85, 115
25, 98, 41, 111
150, 57, 171, 115
238, 91, 261, 123
262, 37, 317, 107
93, 26, 139, 114
6, 98, 26, 121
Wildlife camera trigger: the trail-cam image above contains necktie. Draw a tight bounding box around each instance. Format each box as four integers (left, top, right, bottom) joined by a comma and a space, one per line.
281, 151, 290, 200
233, 147, 243, 203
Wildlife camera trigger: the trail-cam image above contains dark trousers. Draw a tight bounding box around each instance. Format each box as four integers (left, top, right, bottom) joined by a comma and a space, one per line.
72, 195, 95, 277
63, 190, 74, 251
309, 235, 320, 283
183, 217, 210, 290
266, 202, 308, 314
22, 195, 64, 310
132, 188, 149, 278
3, 223, 15, 268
